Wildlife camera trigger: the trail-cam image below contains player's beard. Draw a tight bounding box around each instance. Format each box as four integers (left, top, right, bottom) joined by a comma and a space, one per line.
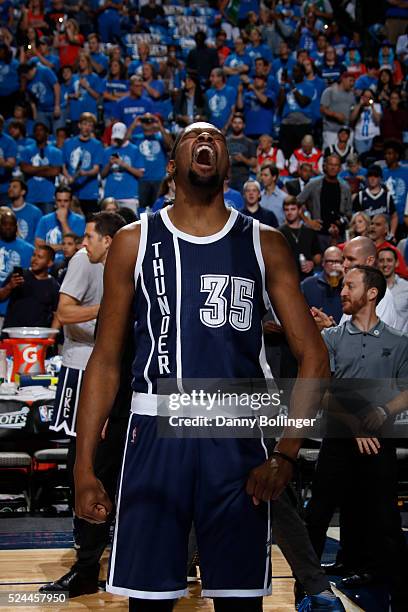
187, 168, 222, 195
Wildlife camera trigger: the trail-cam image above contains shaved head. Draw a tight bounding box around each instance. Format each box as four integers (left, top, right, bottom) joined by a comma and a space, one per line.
343, 236, 377, 274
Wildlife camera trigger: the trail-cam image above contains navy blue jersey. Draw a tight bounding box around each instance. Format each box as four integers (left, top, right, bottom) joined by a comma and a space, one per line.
131, 208, 272, 395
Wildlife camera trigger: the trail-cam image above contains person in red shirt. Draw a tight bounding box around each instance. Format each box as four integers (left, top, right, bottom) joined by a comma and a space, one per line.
256, 134, 287, 175
289, 135, 323, 176
215, 30, 230, 66
369, 213, 408, 279
53, 18, 84, 68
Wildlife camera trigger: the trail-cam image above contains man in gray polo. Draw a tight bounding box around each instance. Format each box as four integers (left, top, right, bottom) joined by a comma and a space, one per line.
305, 265, 408, 611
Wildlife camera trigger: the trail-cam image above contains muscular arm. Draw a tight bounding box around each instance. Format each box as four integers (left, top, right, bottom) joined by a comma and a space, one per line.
74, 224, 139, 522
262, 228, 330, 458
56, 293, 100, 325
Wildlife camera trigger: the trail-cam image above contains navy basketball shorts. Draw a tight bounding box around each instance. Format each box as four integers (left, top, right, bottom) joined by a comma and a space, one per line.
107, 414, 272, 600
49, 365, 84, 437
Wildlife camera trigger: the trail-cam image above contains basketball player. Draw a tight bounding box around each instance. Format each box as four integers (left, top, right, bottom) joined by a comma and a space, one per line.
74, 123, 329, 611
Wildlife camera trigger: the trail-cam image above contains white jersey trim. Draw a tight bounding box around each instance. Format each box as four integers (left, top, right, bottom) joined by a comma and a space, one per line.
160, 206, 238, 244
252, 220, 271, 310
173, 235, 184, 393
134, 216, 146, 288
106, 585, 188, 599
108, 413, 134, 588
202, 588, 272, 597
140, 270, 155, 394
131, 392, 159, 416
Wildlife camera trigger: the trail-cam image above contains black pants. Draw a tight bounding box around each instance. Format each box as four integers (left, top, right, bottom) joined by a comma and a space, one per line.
305, 438, 408, 610
139, 181, 161, 210
67, 417, 128, 572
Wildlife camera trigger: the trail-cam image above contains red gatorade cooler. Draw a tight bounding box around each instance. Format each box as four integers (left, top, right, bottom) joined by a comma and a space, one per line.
2, 327, 58, 381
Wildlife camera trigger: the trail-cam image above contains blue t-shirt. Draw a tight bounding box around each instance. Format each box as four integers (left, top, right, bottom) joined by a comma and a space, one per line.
13, 136, 36, 164
271, 56, 296, 84
247, 43, 273, 67
238, 0, 259, 19
9, 203, 42, 245
133, 133, 167, 182
0, 59, 19, 96
103, 143, 144, 199
383, 166, 408, 223
27, 65, 58, 112
127, 59, 160, 77
224, 188, 244, 210
282, 80, 314, 121
243, 89, 275, 136
114, 95, 153, 127
354, 74, 378, 92
319, 62, 345, 86
0, 237, 34, 316
69, 73, 104, 121
32, 54, 60, 73
307, 75, 326, 123
63, 136, 104, 200
0, 132, 17, 194
90, 51, 109, 74
224, 52, 252, 90
103, 78, 129, 119
35, 210, 85, 262
206, 85, 237, 129
21, 143, 63, 204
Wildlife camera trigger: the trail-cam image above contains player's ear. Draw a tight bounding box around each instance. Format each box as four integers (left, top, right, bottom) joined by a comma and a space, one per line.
167, 160, 176, 178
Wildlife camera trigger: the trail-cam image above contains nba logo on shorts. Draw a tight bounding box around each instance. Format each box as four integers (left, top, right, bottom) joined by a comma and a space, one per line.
131, 427, 137, 444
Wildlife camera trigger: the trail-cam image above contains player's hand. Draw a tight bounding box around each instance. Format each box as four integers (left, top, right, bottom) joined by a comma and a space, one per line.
8, 273, 24, 289
361, 406, 388, 431
75, 475, 113, 523
355, 437, 380, 455
246, 456, 293, 504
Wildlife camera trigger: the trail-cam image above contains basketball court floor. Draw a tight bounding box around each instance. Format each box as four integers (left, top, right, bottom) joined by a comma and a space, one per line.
0, 520, 361, 611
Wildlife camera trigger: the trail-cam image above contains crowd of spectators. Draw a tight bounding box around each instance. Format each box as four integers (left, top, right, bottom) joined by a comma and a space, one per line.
0, 0, 407, 327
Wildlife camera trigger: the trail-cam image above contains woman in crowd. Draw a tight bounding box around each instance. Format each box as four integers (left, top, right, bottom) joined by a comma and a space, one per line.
380, 89, 408, 142
351, 89, 382, 155
103, 60, 129, 124
349, 211, 371, 239
53, 18, 84, 68
376, 68, 394, 107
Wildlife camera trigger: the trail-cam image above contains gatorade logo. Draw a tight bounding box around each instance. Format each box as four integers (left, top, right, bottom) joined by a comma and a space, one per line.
22, 346, 38, 364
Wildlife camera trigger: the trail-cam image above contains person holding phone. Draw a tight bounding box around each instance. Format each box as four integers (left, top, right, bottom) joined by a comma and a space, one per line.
0, 246, 59, 332
0, 210, 34, 329
350, 90, 382, 155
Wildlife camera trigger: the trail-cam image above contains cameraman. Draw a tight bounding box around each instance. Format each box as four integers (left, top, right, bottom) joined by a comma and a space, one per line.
101, 122, 144, 214
128, 113, 173, 210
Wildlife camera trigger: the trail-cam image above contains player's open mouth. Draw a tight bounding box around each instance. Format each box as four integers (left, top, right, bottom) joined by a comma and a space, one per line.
192, 144, 216, 169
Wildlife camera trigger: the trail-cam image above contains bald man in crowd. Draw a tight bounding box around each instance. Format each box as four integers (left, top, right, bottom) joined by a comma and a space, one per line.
312, 237, 399, 330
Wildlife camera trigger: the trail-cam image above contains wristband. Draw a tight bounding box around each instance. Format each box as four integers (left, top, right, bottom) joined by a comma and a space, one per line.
271, 450, 297, 468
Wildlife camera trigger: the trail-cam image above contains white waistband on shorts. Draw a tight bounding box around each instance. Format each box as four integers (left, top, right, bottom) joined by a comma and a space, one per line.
131, 392, 159, 416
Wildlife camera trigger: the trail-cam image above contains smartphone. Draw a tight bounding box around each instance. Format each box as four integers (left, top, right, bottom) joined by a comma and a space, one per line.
13, 266, 23, 276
